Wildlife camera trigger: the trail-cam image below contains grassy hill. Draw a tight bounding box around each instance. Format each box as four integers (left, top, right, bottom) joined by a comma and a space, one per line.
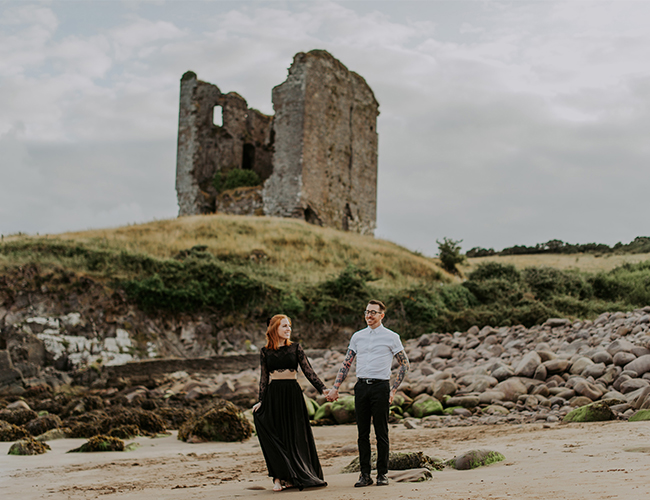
2, 215, 650, 338
1, 215, 449, 289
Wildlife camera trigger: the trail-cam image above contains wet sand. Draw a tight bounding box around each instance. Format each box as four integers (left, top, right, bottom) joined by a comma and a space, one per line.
2, 421, 650, 500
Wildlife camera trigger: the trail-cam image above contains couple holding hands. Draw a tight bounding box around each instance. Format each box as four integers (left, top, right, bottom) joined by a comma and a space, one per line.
252, 300, 410, 492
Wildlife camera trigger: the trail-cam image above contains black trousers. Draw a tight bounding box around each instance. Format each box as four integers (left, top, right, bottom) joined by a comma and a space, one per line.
355, 379, 390, 475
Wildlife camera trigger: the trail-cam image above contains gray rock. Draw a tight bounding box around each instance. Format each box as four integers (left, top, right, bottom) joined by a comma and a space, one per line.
536, 350, 557, 362
479, 391, 506, 404
620, 379, 650, 394
546, 318, 571, 328
0, 350, 23, 389
445, 396, 480, 409
573, 380, 604, 401
581, 363, 607, 379
543, 359, 571, 375
613, 351, 637, 366
448, 449, 505, 470
491, 365, 514, 382
591, 351, 613, 365
571, 357, 594, 375
494, 378, 528, 402
624, 355, 650, 377
433, 379, 457, 401
607, 339, 635, 356
514, 351, 542, 378
533, 364, 547, 381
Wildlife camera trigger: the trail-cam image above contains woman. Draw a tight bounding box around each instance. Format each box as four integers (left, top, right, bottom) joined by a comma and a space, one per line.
252, 314, 328, 492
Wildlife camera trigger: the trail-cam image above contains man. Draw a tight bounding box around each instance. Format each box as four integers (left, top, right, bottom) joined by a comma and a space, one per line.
327, 300, 409, 487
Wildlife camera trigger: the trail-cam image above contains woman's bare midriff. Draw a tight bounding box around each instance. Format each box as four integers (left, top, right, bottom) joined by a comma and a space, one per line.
270, 370, 297, 380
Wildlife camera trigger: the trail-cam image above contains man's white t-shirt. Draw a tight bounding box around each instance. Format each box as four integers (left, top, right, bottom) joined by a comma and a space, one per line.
348, 324, 404, 380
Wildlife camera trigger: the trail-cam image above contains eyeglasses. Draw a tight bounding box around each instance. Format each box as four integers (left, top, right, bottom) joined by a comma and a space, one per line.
364, 310, 382, 317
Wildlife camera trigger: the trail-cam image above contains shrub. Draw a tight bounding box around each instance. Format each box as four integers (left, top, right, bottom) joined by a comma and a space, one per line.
467, 262, 521, 282
437, 237, 466, 275
212, 169, 261, 193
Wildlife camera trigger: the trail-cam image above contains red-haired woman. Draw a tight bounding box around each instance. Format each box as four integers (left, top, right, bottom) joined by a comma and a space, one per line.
252, 314, 328, 492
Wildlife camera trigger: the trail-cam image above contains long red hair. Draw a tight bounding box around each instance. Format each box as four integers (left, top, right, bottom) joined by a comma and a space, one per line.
265, 314, 292, 350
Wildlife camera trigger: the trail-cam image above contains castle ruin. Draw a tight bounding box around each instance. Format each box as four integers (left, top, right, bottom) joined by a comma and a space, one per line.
175, 50, 379, 235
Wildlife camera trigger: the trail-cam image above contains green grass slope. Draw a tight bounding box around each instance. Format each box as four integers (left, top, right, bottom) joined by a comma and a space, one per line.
2, 215, 650, 337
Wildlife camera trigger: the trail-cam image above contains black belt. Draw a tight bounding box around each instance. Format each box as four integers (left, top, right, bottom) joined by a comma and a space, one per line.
358, 378, 388, 384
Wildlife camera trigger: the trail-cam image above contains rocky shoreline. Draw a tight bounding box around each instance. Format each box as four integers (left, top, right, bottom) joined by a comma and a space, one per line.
3, 307, 650, 448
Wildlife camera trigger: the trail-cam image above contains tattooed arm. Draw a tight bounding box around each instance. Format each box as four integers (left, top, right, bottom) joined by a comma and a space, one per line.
389, 350, 410, 404
326, 349, 356, 401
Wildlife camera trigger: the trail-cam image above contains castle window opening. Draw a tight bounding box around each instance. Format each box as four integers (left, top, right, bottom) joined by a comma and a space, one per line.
242, 143, 255, 170
213, 105, 223, 127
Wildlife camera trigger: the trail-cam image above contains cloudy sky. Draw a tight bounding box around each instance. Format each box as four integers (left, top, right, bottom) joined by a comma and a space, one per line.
1, 0, 649, 255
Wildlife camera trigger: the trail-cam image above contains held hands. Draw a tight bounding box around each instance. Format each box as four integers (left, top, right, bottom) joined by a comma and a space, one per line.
252, 402, 261, 412
326, 388, 339, 402
389, 388, 396, 405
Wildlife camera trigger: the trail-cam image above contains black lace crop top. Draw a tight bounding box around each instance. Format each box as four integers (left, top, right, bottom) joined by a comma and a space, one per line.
258, 343, 326, 402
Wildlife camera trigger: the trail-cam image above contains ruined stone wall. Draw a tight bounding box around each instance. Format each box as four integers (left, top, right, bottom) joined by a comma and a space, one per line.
177, 51, 379, 235
175, 71, 273, 216
263, 50, 379, 234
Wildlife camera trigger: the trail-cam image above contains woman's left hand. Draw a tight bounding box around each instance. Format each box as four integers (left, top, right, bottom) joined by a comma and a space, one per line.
252, 402, 261, 412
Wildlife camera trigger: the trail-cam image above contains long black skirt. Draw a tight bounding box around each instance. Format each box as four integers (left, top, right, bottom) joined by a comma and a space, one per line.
253, 380, 327, 490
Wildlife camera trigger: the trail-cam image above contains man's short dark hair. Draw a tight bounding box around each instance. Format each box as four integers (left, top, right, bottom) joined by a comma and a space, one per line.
368, 299, 386, 313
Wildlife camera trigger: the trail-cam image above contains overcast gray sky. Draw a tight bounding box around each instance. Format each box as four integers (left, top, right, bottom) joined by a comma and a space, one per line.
1, 0, 649, 255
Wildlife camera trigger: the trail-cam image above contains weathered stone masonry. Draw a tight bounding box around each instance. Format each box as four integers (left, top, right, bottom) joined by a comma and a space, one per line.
176, 50, 379, 235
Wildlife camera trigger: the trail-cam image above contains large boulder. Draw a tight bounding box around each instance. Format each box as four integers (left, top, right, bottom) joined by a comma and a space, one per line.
25, 414, 62, 437
331, 395, 356, 424
433, 379, 457, 400
8, 437, 50, 455
410, 395, 443, 418
613, 352, 636, 367
494, 378, 528, 402
515, 351, 541, 378
570, 357, 593, 375
563, 401, 616, 423
0, 420, 29, 441
573, 380, 604, 401
447, 449, 505, 470
178, 400, 252, 442
342, 451, 443, 473
313, 402, 332, 421
0, 350, 23, 391
68, 435, 124, 453
445, 396, 480, 409
543, 359, 571, 375
624, 355, 650, 377
629, 409, 650, 422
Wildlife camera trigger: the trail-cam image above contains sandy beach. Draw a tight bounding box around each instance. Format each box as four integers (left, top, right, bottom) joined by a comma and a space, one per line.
2, 421, 650, 500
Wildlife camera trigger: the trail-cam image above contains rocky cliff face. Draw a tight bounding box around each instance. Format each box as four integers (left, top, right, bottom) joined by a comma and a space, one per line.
0, 265, 267, 395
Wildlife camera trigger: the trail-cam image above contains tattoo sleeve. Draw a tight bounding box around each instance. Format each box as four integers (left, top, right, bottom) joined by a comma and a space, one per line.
333, 349, 356, 390
390, 350, 410, 393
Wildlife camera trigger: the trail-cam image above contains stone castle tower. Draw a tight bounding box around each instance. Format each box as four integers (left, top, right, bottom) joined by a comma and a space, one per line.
175, 50, 379, 235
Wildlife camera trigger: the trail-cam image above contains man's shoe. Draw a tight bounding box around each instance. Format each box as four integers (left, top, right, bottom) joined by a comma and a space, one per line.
376, 473, 389, 486
354, 473, 373, 487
